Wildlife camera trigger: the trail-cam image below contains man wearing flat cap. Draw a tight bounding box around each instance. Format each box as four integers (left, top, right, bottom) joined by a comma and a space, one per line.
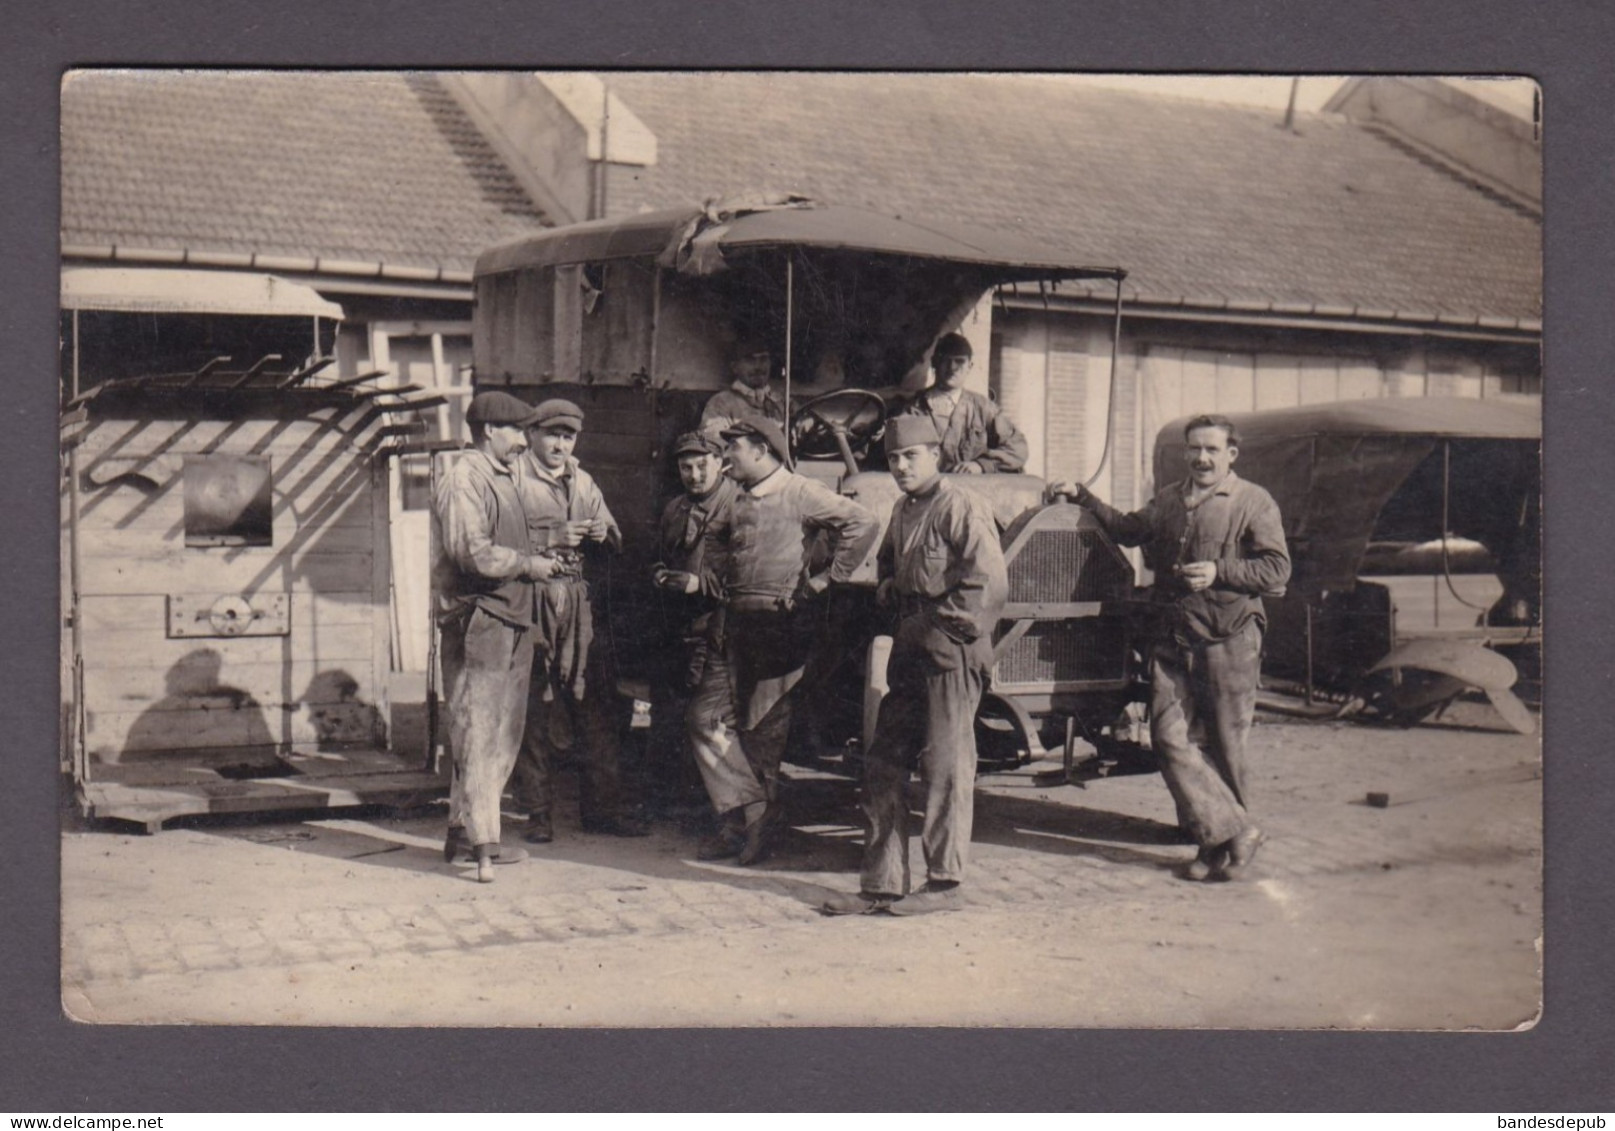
899, 332, 1028, 474
649, 431, 739, 808
699, 334, 787, 437
683, 415, 878, 865
510, 398, 647, 841
823, 413, 1007, 916
434, 390, 569, 882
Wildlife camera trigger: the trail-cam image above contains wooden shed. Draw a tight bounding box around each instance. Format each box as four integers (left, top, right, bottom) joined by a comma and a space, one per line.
61, 267, 447, 830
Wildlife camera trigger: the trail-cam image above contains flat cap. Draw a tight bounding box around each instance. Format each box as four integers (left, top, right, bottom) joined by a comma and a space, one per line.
672, 430, 723, 458
530, 398, 585, 431
719, 415, 792, 466
465, 390, 540, 427
731, 332, 772, 358
932, 331, 974, 360
883, 413, 943, 454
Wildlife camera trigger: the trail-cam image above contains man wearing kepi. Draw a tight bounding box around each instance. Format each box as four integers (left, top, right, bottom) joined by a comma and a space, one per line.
433, 391, 560, 883
510, 398, 648, 841
822, 415, 1007, 916
690, 415, 878, 865
1048, 414, 1290, 882
901, 332, 1028, 474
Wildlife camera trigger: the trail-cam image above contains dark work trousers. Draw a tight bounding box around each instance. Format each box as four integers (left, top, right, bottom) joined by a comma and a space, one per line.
860, 620, 986, 897
686, 646, 793, 817
442, 608, 534, 848
512, 639, 629, 826
1148, 620, 1262, 849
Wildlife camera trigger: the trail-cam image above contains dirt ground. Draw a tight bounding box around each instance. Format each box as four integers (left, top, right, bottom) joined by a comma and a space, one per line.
60, 698, 1541, 1029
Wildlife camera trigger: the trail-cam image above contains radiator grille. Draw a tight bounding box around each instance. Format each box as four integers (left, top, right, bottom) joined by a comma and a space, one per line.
1008, 528, 1131, 603
995, 619, 1130, 686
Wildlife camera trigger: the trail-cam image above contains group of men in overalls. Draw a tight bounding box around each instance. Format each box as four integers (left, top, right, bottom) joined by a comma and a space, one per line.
432, 329, 1288, 908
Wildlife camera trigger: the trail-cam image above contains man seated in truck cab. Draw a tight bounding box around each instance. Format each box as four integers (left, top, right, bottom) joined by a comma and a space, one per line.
898, 332, 1028, 475
700, 335, 786, 436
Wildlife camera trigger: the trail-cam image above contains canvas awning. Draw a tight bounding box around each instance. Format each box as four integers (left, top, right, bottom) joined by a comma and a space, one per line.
61, 267, 346, 320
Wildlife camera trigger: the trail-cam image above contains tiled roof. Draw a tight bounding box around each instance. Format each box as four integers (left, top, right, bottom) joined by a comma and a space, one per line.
602, 73, 1541, 325
61, 71, 549, 277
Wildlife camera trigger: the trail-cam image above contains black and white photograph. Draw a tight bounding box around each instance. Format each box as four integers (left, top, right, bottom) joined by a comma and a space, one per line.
57, 70, 1542, 1028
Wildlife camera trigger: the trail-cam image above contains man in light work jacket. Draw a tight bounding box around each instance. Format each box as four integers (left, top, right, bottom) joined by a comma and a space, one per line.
699, 335, 786, 436
901, 332, 1028, 474
510, 398, 648, 842
1048, 414, 1290, 882
434, 391, 565, 883
686, 415, 878, 865
822, 414, 1007, 917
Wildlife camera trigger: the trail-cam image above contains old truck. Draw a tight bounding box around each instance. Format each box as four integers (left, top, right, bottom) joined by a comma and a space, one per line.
467, 196, 1146, 768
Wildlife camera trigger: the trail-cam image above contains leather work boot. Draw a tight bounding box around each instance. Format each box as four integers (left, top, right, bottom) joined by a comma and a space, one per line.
458, 843, 530, 865
442, 826, 467, 864
736, 802, 780, 867
1217, 826, 1267, 881
1183, 843, 1226, 882
696, 830, 745, 861
820, 890, 897, 916
885, 881, 964, 916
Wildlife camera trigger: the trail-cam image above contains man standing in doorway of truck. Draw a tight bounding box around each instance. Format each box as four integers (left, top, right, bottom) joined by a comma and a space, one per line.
700, 334, 786, 437
901, 332, 1028, 474
1047, 414, 1290, 882
822, 414, 1007, 917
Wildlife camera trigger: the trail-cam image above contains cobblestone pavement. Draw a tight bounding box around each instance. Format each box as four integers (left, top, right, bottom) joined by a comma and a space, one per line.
61, 702, 1541, 1026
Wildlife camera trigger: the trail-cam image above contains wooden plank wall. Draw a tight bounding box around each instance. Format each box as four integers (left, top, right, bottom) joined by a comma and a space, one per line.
68, 414, 387, 763
1137, 347, 1389, 500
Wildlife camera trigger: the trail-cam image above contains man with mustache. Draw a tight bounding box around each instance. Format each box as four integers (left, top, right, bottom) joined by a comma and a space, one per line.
1048, 414, 1290, 882
433, 391, 566, 883
510, 398, 648, 842
699, 335, 786, 436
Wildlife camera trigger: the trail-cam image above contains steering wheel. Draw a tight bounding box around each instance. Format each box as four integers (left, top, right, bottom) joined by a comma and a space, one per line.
790, 389, 888, 469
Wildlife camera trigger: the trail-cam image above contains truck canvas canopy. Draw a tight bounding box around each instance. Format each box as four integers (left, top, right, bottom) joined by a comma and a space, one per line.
1152, 397, 1541, 714
474, 196, 1125, 392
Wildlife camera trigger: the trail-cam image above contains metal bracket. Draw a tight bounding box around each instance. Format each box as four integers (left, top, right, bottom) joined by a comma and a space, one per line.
167, 593, 290, 638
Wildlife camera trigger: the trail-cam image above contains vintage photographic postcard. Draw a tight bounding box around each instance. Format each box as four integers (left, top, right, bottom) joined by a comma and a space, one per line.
58, 70, 1541, 1028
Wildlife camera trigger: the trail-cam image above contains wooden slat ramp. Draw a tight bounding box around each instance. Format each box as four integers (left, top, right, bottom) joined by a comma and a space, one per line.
78, 745, 446, 833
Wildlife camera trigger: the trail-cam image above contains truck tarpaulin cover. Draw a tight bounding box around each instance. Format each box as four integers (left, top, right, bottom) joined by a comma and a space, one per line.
474, 196, 1124, 388
475, 195, 1124, 280
1152, 398, 1541, 596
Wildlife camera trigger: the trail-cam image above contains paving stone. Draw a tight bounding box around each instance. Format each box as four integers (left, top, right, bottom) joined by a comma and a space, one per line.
274, 938, 324, 964
61, 716, 1542, 991
322, 938, 374, 961
177, 944, 234, 971
344, 907, 400, 934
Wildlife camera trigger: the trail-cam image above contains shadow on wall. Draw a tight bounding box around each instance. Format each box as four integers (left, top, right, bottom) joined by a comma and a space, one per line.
119, 648, 273, 762
299, 669, 387, 752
